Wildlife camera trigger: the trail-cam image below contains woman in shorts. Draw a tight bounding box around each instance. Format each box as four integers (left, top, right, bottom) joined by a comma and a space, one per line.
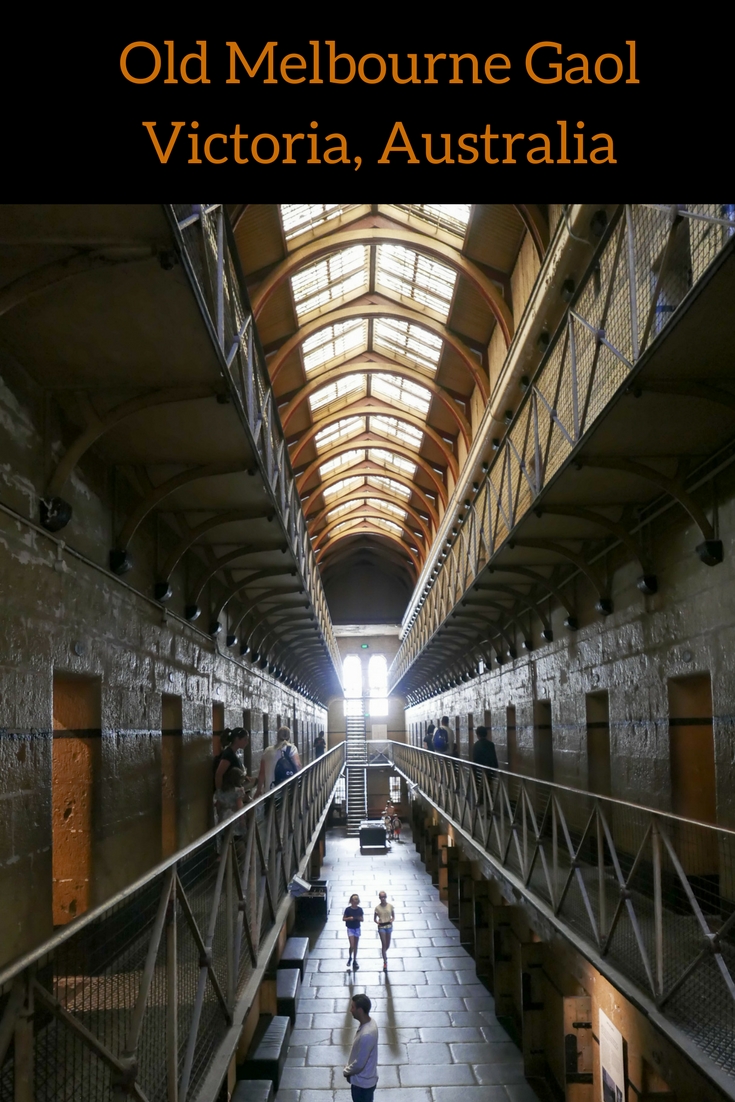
343, 893, 363, 970
374, 891, 396, 971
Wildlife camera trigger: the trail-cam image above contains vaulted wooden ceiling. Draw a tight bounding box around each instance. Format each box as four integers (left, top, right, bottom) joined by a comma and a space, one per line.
232, 204, 547, 613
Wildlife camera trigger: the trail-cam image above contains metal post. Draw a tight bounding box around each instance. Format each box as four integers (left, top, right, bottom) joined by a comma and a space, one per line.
568, 316, 580, 440
652, 820, 664, 998
625, 204, 640, 360
123, 866, 176, 1061
552, 797, 558, 910
13, 971, 33, 1102
167, 875, 179, 1102
179, 826, 232, 1102
226, 839, 235, 1009
597, 805, 607, 948
216, 207, 225, 350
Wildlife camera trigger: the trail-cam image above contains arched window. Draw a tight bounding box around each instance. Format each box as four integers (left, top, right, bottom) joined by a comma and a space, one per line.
343, 654, 363, 717
368, 654, 388, 717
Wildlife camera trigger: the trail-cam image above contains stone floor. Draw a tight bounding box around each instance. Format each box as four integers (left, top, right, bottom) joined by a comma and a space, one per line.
276, 825, 543, 1102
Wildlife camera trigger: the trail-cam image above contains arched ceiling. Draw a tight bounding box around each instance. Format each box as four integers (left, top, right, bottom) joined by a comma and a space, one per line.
232, 203, 542, 620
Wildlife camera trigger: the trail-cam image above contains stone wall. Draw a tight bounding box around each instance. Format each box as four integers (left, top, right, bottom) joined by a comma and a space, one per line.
407, 461, 735, 828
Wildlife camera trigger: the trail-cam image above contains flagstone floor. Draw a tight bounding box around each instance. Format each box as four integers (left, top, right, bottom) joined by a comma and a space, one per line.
276, 825, 544, 1102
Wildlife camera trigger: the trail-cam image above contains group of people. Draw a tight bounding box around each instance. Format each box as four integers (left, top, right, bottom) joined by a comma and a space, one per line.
342, 890, 396, 972
422, 715, 455, 754
340, 891, 396, 1099
212, 725, 308, 829
423, 716, 499, 770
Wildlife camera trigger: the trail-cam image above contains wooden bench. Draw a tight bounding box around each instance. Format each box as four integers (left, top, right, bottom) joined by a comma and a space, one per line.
231, 1081, 274, 1102
278, 936, 309, 978
276, 967, 301, 1023
238, 1015, 291, 1092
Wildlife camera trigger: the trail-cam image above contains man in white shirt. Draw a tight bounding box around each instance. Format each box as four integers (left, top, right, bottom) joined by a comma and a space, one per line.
343, 993, 378, 1102
255, 726, 302, 795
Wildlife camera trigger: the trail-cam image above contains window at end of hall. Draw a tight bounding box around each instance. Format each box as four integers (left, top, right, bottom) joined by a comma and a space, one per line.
343, 654, 362, 717
369, 654, 388, 717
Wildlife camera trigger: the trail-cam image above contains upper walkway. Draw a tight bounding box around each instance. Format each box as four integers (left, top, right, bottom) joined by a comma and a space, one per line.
280, 824, 541, 1102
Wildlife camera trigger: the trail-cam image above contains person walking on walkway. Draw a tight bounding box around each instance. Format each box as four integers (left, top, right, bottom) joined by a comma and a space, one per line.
343, 893, 364, 970
423, 722, 435, 751
472, 724, 499, 804
343, 993, 379, 1102
374, 891, 395, 971
472, 724, 499, 769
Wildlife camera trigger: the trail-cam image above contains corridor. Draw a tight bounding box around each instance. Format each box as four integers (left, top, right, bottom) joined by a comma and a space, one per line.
277, 825, 542, 1102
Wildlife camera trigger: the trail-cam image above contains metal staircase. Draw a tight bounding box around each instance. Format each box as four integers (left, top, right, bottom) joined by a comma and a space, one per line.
345, 713, 367, 834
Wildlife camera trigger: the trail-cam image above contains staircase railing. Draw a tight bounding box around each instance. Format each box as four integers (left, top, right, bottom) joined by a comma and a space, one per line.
345, 714, 368, 834
0, 745, 344, 1102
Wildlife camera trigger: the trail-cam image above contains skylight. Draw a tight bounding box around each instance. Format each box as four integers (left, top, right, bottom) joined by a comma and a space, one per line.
367, 498, 407, 520
372, 373, 431, 415
323, 475, 365, 498
319, 449, 365, 477
367, 475, 411, 499
309, 374, 365, 412
373, 317, 442, 371
303, 319, 367, 372
368, 448, 416, 476
281, 204, 359, 242
315, 416, 365, 451
391, 204, 472, 238
292, 246, 368, 319
372, 415, 423, 450
376, 244, 457, 321
371, 517, 404, 535
331, 518, 364, 538
326, 500, 361, 522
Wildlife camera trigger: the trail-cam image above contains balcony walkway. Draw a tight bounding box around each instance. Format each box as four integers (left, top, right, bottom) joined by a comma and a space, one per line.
276, 825, 542, 1102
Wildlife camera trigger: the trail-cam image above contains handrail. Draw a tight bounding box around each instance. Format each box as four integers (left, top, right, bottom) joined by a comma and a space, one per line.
390, 204, 735, 691
388, 740, 735, 1095
166, 204, 343, 700
0, 744, 345, 1102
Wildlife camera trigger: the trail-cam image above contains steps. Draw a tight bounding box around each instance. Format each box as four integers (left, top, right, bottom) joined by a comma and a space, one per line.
345, 713, 367, 835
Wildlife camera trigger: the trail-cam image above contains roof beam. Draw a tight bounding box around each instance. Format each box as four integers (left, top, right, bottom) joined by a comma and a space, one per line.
250, 226, 513, 347
269, 302, 490, 402
280, 360, 471, 447
289, 396, 459, 478
295, 434, 448, 506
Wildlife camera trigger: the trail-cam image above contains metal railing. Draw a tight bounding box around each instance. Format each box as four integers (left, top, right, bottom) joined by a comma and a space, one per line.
387, 740, 735, 1091
167, 204, 342, 696
0, 745, 344, 1102
390, 204, 735, 690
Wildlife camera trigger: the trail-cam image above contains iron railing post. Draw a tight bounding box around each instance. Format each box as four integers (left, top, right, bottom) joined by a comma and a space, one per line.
13, 969, 34, 1102
167, 871, 179, 1102
652, 819, 664, 999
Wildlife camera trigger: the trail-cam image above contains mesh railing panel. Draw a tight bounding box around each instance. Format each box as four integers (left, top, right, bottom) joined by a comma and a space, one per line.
391, 203, 735, 686
392, 742, 735, 1079
0, 746, 344, 1102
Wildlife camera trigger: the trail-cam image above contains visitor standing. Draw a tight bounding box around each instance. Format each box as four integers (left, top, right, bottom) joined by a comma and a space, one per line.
432, 721, 450, 753
343, 994, 379, 1102
472, 724, 499, 803
374, 891, 395, 971
343, 893, 364, 970
256, 726, 301, 795
315, 731, 326, 756
213, 728, 250, 791
472, 725, 499, 769
423, 722, 435, 751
